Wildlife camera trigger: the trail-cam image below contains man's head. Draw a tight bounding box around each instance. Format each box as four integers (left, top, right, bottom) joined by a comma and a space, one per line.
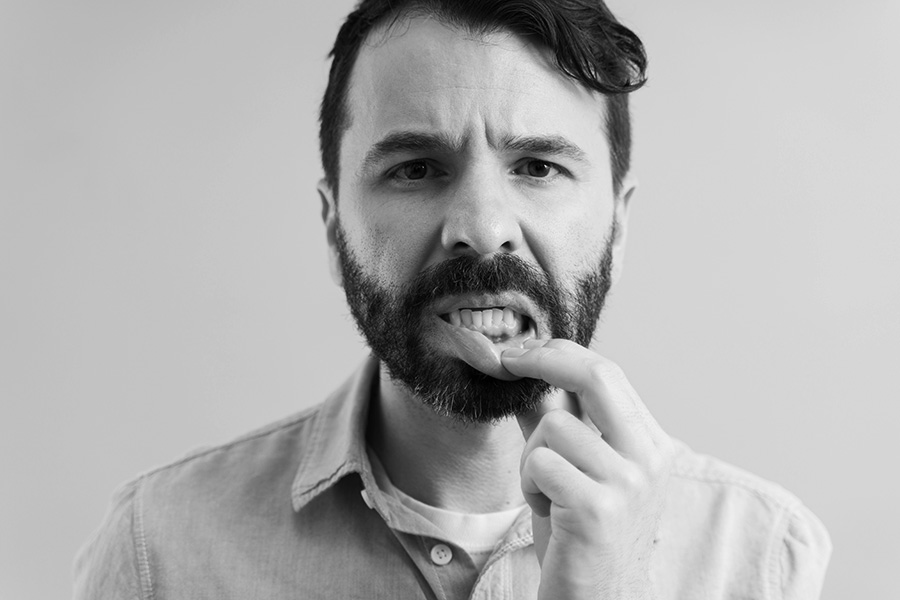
318, 0, 647, 423
320, 0, 647, 199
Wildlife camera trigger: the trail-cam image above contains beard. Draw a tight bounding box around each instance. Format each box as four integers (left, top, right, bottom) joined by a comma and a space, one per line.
335, 221, 616, 424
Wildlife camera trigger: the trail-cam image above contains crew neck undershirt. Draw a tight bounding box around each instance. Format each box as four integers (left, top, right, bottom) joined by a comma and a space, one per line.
367, 447, 527, 570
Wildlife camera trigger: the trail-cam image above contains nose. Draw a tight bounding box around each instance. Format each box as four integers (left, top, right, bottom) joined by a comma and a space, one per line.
440, 168, 524, 257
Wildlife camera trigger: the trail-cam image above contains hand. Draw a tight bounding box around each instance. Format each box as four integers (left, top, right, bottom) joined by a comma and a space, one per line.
501, 339, 674, 600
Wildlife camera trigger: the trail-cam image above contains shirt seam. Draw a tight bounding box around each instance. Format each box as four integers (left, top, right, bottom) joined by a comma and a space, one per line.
765, 503, 793, 600
133, 478, 155, 600
470, 533, 532, 595
134, 406, 321, 482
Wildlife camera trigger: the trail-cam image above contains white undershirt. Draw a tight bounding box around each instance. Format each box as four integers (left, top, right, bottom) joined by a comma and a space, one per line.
368, 447, 526, 570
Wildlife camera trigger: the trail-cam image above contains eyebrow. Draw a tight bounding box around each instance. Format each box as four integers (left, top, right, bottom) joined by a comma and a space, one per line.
359, 130, 589, 174
499, 134, 589, 165
360, 131, 464, 174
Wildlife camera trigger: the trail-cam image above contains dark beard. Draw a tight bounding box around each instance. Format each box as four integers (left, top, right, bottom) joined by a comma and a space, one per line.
335, 221, 616, 423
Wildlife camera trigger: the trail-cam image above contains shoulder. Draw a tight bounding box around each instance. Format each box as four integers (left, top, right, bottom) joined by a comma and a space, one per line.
142, 404, 321, 488
74, 404, 326, 598
669, 439, 805, 510
74, 480, 144, 599
133, 403, 326, 523
657, 440, 832, 599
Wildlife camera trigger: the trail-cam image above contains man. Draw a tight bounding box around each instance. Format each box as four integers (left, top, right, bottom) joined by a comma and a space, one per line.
75, 1, 832, 598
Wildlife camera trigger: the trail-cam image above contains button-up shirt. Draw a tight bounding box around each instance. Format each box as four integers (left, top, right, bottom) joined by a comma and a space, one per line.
74, 358, 831, 599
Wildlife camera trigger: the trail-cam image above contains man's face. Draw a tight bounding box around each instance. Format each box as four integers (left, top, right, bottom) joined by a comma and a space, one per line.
321, 17, 631, 422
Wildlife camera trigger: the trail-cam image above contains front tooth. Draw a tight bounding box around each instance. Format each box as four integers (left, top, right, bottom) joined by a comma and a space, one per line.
503, 308, 516, 327
460, 309, 473, 327
491, 308, 504, 328
481, 309, 493, 327
471, 310, 483, 328
449, 311, 461, 327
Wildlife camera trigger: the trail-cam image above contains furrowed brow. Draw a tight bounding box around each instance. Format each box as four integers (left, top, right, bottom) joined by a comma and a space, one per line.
500, 135, 589, 165
361, 131, 463, 174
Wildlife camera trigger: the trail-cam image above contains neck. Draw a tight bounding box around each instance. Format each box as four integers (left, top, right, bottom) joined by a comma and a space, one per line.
367, 363, 567, 513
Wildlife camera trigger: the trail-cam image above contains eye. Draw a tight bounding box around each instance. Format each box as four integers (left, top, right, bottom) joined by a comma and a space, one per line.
392, 160, 433, 181
514, 159, 561, 179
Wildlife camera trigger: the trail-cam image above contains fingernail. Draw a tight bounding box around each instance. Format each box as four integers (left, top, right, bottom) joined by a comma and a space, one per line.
502, 348, 527, 358
523, 338, 547, 349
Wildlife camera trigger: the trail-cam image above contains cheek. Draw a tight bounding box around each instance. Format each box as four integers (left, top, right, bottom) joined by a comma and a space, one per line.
351, 204, 437, 284
525, 194, 615, 276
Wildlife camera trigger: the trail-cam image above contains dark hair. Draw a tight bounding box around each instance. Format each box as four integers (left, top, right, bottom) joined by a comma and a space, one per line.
319, 0, 647, 197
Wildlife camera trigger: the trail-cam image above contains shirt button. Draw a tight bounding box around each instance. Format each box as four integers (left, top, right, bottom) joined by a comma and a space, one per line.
430, 543, 453, 566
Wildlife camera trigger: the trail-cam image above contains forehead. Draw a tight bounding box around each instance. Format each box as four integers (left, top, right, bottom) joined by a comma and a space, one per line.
340, 16, 609, 169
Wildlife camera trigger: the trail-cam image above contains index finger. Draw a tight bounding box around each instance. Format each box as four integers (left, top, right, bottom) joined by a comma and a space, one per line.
503, 340, 656, 454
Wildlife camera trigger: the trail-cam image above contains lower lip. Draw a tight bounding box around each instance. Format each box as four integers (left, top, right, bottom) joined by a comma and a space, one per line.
430, 316, 538, 380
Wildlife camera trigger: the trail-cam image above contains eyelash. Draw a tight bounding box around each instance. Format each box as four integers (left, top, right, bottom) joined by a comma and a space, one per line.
384, 158, 570, 187
386, 160, 445, 184
512, 159, 568, 181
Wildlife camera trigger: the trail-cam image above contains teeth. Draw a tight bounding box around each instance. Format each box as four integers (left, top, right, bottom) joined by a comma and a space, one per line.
445, 307, 527, 340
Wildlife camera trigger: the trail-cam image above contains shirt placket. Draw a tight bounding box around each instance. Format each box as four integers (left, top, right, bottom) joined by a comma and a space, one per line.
467, 511, 539, 600
360, 484, 484, 600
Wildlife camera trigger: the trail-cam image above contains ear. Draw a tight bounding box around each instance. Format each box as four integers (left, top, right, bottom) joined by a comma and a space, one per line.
318, 178, 343, 287
610, 173, 637, 285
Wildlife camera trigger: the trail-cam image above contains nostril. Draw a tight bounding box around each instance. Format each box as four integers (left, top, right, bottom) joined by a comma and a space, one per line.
444, 228, 520, 257
440, 200, 523, 256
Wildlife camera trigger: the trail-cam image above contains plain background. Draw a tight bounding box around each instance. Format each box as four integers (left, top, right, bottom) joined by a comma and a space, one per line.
2, 0, 898, 598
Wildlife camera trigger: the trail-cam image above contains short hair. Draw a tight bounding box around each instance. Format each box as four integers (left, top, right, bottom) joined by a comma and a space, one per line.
319, 0, 647, 197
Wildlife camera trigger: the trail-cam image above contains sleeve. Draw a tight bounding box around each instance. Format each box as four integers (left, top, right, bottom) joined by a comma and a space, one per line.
776, 502, 832, 600
73, 480, 146, 600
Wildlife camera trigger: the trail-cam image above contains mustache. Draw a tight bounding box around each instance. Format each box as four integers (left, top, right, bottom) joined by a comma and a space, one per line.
403, 254, 564, 315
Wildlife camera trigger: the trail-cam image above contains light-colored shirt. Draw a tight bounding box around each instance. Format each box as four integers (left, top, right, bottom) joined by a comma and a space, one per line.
368, 446, 527, 572
74, 358, 831, 599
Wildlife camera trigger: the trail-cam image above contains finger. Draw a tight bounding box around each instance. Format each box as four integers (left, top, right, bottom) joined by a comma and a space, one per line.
521, 408, 624, 481
515, 386, 569, 442
503, 340, 655, 455
520, 446, 596, 515
523, 490, 552, 518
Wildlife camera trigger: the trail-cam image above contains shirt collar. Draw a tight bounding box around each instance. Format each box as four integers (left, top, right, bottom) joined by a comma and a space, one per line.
290, 357, 379, 512
289, 356, 535, 547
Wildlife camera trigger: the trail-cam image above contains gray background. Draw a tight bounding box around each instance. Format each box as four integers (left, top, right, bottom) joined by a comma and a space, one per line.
2, 0, 898, 598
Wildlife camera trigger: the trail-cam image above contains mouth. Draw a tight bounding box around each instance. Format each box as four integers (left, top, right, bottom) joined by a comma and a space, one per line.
439, 306, 535, 343
431, 297, 541, 381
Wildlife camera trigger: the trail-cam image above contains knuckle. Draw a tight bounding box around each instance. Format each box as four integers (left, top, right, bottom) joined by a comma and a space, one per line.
584, 361, 608, 388
585, 357, 627, 388
588, 490, 623, 520
599, 356, 626, 380
619, 463, 645, 490
644, 437, 676, 479
527, 445, 556, 470
540, 408, 571, 431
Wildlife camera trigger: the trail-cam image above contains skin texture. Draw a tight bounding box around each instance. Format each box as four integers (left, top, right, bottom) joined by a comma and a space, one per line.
319, 16, 673, 599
